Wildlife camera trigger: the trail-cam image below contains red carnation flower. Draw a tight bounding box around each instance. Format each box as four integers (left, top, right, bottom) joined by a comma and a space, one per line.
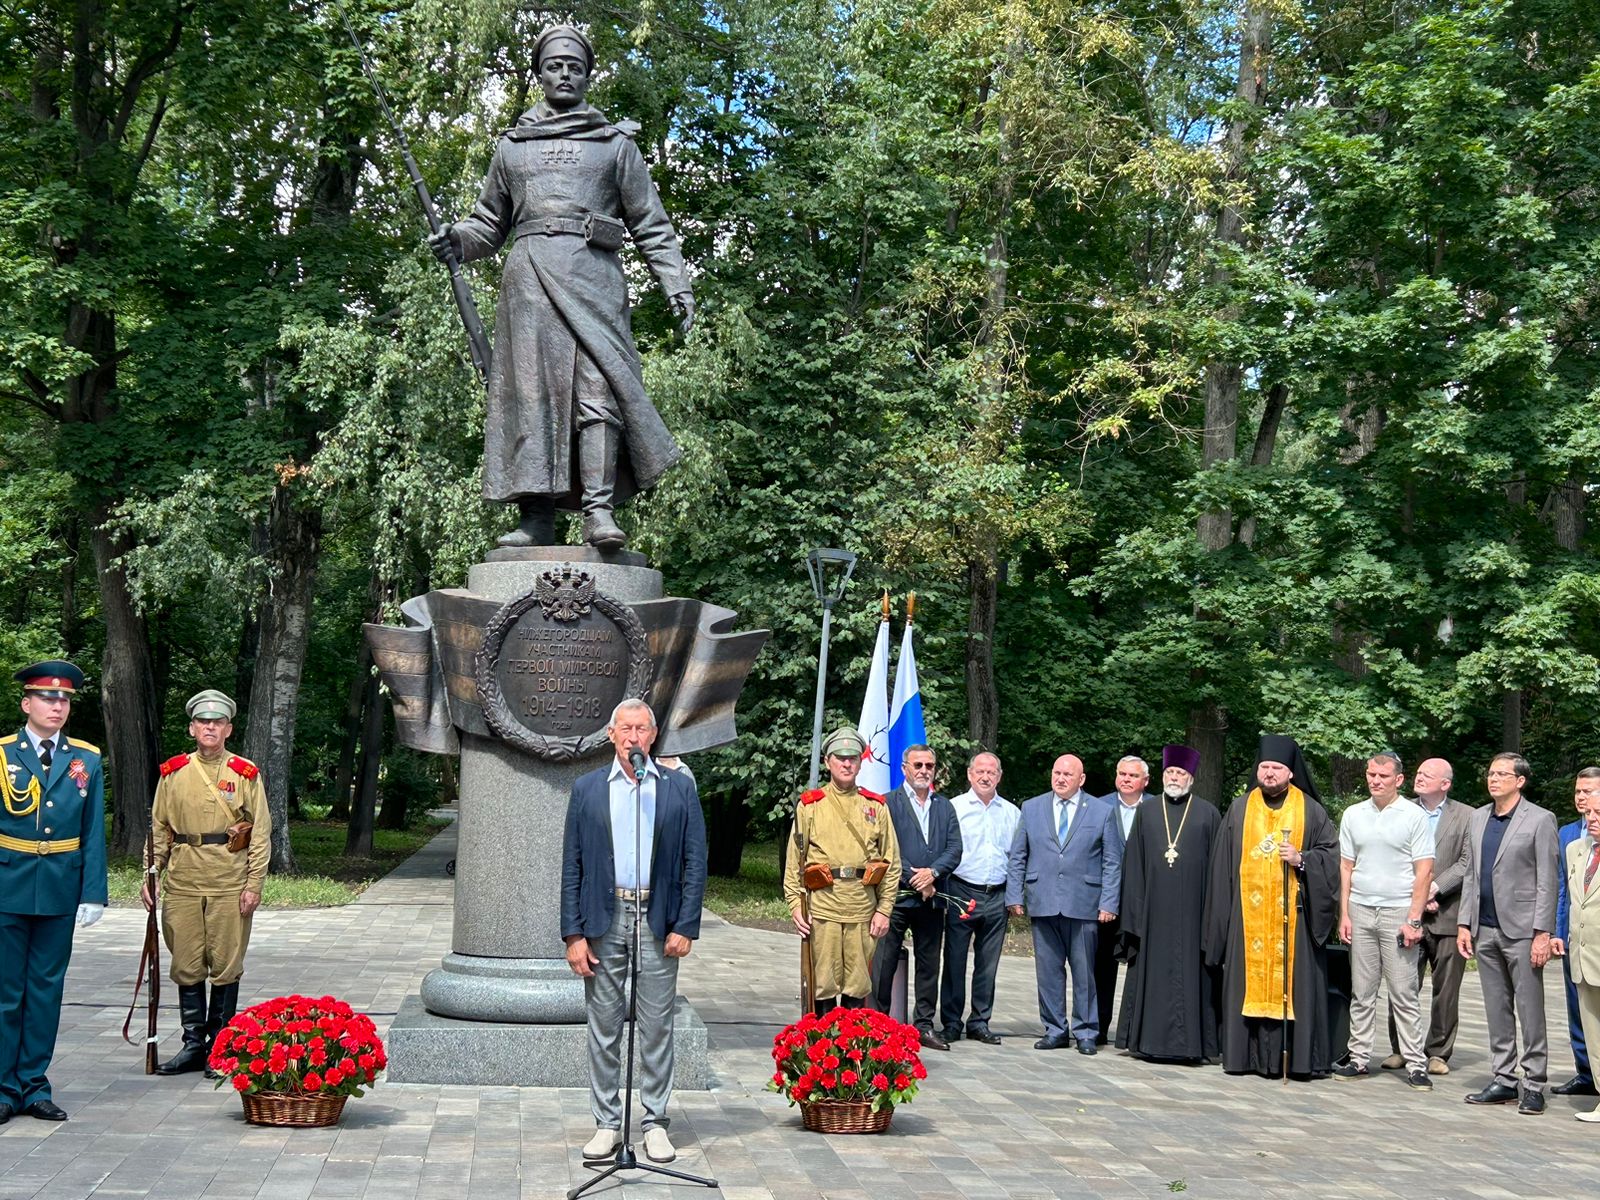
302, 1071, 323, 1092
872, 1073, 889, 1090
840, 1070, 859, 1086
358, 1052, 376, 1070
895, 1073, 911, 1089
846, 1047, 864, 1061
309, 1047, 327, 1067
249, 1058, 266, 1075
912, 1062, 927, 1080
232, 1074, 251, 1092
247, 1038, 265, 1055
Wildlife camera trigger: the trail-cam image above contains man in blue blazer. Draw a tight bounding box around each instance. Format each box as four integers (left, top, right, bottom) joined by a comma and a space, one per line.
561, 698, 707, 1166
1007, 754, 1123, 1054
0, 661, 107, 1124
871, 744, 962, 1048
1551, 771, 1600, 1097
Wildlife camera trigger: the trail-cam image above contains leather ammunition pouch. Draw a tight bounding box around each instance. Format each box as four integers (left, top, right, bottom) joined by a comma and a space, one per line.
226, 821, 253, 854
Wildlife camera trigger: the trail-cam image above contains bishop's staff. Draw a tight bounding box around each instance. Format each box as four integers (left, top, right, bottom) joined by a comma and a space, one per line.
1281, 826, 1292, 1086
335, 3, 492, 383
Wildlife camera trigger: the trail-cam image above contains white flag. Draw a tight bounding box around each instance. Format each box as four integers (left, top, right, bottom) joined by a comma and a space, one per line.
855, 616, 892, 795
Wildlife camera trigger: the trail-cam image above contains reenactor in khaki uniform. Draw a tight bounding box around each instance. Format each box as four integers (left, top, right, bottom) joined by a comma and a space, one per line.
141, 690, 270, 1075
784, 727, 901, 1015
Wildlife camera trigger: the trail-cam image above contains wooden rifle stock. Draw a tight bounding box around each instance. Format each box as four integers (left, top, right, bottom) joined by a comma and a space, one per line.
799, 892, 816, 1019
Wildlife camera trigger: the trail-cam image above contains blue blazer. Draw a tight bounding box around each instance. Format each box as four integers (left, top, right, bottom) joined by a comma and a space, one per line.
1558, 817, 1585, 944
1005, 789, 1123, 920
560, 759, 708, 943
0, 730, 108, 916
884, 787, 962, 908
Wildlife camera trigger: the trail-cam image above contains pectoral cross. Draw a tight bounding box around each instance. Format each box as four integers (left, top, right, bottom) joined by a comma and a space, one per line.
1164, 845, 1179, 866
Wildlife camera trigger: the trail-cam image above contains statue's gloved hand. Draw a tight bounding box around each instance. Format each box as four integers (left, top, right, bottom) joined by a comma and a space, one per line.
671, 292, 695, 336
76, 903, 104, 928
428, 225, 461, 264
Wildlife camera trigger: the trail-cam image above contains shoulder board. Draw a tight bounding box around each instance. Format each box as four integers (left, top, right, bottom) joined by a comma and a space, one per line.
800, 789, 826, 806
66, 737, 99, 754
160, 753, 190, 776
0, 734, 15, 746
860, 789, 885, 804
228, 754, 260, 780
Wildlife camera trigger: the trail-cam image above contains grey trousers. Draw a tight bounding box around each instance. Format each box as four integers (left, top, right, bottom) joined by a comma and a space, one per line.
1476, 925, 1548, 1091
1347, 903, 1423, 1072
585, 904, 679, 1131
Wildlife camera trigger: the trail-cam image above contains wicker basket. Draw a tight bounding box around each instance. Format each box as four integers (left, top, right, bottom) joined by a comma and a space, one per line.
799, 1099, 894, 1134
241, 1090, 349, 1128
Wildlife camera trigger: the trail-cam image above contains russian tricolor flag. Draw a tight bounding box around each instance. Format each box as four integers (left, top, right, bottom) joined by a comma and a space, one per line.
888, 617, 926, 791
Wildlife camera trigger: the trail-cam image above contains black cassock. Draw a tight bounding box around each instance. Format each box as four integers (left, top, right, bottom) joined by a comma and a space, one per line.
1114, 794, 1222, 1061
1202, 793, 1339, 1079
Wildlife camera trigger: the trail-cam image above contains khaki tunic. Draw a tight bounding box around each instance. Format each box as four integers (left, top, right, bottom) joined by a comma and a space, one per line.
783, 782, 901, 999
146, 751, 270, 986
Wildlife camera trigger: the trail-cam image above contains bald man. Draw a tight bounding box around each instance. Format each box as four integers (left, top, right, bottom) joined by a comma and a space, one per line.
1007, 755, 1123, 1054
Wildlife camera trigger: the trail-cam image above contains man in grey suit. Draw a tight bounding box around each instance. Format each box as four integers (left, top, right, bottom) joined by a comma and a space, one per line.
1094, 755, 1150, 1044
1007, 754, 1123, 1054
872, 745, 962, 1048
1383, 757, 1472, 1074
561, 699, 708, 1164
1458, 752, 1560, 1115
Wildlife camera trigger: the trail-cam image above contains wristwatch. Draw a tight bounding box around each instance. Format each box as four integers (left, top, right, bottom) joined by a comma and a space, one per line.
1405, 918, 1423, 929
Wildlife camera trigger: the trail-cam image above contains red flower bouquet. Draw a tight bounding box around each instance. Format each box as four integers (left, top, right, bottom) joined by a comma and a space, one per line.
209, 994, 386, 1112
769, 1008, 927, 1132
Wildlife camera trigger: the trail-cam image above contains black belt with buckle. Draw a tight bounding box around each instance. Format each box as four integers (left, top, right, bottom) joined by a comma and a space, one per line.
172, 832, 230, 846
955, 879, 1005, 894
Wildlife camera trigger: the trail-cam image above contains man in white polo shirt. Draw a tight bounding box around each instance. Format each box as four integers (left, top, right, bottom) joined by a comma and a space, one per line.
1332, 751, 1435, 1090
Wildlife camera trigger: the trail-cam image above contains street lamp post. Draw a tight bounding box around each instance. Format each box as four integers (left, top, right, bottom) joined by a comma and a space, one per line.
805, 548, 857, 788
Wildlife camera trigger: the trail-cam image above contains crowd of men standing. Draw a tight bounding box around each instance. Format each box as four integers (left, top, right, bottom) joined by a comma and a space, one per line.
784, 726, 1600, 1120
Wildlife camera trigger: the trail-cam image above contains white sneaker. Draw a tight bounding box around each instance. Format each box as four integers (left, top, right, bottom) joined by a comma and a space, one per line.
582, 1128, 621, 1159
642, 1126, 676, 1163
1576, 1106, 1600, 1124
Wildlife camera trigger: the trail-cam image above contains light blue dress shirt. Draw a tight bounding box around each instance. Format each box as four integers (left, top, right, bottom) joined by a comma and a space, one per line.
608, 756, 659, 889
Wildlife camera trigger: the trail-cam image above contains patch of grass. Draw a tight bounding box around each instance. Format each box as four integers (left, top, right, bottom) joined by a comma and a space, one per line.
109, 815, 450, 909
703, 839, 793, 929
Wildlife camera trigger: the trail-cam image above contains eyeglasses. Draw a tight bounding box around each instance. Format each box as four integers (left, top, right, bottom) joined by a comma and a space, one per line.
1486, 770, 1521, 780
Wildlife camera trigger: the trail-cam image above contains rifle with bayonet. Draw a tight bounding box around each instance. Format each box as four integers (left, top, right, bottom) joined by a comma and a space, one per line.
336, 3, 492, 383
122, 815, 160, 1073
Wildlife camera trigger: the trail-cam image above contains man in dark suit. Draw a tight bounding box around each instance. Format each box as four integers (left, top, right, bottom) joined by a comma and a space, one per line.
1007, 754, 1123, 1054
1459, 752, 1560, 1115
561, 698, 707, 1165
1095, 754, 1150, 1044
872, 744, 962, 1049
0, 661, 107, 1125
1551, 768, 1600, 1097
1382, 757, 1471, 1075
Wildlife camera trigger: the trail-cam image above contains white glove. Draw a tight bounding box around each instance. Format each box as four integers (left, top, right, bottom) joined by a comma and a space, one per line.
75, 903, 104, 928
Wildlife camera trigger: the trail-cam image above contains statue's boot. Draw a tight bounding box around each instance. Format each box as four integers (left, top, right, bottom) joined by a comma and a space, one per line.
203, 979, 241, 1080
155, 984, 210, 1075
496, 496, 557, 547
579, 423, 627, 550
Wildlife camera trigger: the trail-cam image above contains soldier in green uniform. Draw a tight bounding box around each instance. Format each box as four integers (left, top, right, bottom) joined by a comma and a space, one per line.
141, 690, 271, 1076
0, 661, 107, 1124
783, 727, 901, 1015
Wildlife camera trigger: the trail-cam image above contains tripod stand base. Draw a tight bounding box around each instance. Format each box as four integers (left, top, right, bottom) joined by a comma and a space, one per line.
386, 995, 711, 1087
569, 1143, 718, 1199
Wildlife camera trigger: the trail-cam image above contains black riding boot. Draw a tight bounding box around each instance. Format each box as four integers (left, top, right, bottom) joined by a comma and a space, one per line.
814, 997, 838, 1018
496, 496, 557, 548
578, 422, 626, 549
156, 983, 210, 1075
203, 980, 242, 1079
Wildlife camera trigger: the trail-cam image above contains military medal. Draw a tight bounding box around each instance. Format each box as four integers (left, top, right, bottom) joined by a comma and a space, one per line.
69, 758, 89, 797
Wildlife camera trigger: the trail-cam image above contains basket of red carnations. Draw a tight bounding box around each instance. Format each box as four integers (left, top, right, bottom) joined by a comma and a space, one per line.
768, 1007, 927, 1133
208, 994, 386, 1127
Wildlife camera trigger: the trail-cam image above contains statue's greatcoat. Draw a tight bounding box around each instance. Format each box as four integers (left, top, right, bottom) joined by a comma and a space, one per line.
453, 103, 690, 507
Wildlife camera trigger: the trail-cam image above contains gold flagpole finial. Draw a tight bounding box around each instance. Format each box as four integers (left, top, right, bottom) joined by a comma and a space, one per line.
906, 592, 917, 624
880, 590, 891, 621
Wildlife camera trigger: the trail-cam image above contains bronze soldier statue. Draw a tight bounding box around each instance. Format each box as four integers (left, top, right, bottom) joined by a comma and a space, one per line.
430, 24, 694, 551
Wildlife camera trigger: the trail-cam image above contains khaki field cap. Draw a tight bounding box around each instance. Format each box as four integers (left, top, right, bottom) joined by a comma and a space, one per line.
186, 689, 236, 721
822, 727, 866, 758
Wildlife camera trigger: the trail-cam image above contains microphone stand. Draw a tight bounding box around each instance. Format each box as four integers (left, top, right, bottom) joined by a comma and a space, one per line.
570, 750, 717, 1198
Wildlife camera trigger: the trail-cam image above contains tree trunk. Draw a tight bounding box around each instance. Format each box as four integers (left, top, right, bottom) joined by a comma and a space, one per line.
965, 555, 1000, 751
241, 486, 322, 874
329, 639, 371, 821
1186, 698, 1229, 807
345, 668, 382, 858
1237, 382, 1288, 547
90, 517, 161, 857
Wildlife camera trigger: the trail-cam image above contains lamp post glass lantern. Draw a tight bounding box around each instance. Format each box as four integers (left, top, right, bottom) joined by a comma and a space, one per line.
805, 548, 857, 788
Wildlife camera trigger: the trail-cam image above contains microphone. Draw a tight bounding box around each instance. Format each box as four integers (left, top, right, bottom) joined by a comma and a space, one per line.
628, 747, 648, 777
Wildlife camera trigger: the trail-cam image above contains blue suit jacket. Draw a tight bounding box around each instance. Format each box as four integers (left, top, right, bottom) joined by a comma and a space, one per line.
1558, 817, 1585, 943
1005, 789, 1123, 920
560, 759, 708, 943
885, 787, 962, 907
0, 730, 109, 916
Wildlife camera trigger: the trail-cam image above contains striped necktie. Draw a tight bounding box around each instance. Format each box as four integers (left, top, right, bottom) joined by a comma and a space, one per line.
1586, 844, 1600, 891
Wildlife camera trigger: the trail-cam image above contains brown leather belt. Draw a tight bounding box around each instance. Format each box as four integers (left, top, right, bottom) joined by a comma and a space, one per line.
514, 213, 626, 251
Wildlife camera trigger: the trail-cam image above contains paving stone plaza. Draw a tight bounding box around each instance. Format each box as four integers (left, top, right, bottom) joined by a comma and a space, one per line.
4, 823, 1595, 1200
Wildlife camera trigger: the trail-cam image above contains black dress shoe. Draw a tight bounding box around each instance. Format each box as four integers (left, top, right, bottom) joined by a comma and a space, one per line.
1519, 1089, 1546, 1115
1552, 1075, 1598, 1097
1464, 1082, 1519, 1105
919, 1028, 951, 1052
939, 1027, 962, 1045
0, 1102, 12, 1125
966, 1028, 1002, 1045
1033, 1033, 1072, 1050
1077, 1039, 1098, 1056
23, 1100, 67, 1121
